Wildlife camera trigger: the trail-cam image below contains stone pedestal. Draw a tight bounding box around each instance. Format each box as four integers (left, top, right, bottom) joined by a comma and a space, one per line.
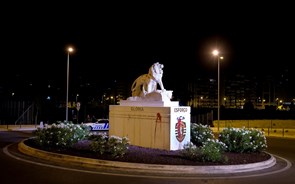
109, 104, 190, 151
119, 100, 179, 107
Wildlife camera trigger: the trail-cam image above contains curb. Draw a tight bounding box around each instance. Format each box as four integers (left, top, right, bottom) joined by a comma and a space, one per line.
18, 138, 276, 175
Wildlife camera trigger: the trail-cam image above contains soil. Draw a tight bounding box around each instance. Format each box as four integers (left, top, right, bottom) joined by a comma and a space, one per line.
24, 139, 271, 166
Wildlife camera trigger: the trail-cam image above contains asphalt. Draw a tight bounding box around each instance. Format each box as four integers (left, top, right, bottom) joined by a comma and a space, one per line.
1, 124, 292, 177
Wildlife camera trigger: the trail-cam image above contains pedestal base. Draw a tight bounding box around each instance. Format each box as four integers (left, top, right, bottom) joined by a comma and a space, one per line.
109, 105, 191, 150
119, 100, 179, 107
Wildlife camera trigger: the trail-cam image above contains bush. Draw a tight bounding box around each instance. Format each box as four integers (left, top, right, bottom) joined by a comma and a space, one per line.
180, 142, 201, 160
182, 123, 227, 163
181, 138, 227, 163
33, 122, 90, 149
89, 134, 108, 155
33, 122, 130, 159
32, 121, 268, 162
107, 136, 130, 158
190, 123, 214, 146
199, 139, 227, 162
218, 127, 268, 153
90, 135, 130, 158
182, 123, 267, 162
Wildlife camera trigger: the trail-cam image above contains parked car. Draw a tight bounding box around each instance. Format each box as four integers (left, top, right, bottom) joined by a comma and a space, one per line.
84, 119, 109, 131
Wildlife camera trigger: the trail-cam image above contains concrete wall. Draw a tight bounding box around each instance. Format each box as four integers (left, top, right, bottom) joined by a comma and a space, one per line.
213, 120, 295, 129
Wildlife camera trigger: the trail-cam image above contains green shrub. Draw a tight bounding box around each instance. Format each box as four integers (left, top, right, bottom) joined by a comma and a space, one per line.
33, 122, 90, 149
178, 124, 269, 162
218, 127, 267, 153
191, 123, 214, 146
180, 142, 202, 160
182, 123, 228, 163
90, 135, 130, 158
89, 134, 108, 155
107, 136, 130, 158
181, 139, 227, 163
33, 121, 129, 158
199, 139, 228, 162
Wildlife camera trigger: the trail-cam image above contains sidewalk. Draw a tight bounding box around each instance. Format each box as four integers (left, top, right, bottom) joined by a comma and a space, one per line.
0, 125, 38, 132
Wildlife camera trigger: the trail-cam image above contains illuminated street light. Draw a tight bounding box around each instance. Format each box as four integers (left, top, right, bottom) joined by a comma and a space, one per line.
66, 46, 74, 122
212, 49, 223, 131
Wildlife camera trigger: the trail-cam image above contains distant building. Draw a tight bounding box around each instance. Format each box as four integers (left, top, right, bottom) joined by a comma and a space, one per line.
185, 70, 294, 111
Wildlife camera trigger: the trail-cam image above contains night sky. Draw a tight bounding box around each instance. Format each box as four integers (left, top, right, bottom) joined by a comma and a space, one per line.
2, 2, 295, 93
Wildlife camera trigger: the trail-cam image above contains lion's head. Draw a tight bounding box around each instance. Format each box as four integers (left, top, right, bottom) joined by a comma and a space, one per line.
149, 62, 164, 81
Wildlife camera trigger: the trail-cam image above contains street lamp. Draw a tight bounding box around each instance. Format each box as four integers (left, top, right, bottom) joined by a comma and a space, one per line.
66, 47, 74, 122
212, 50, 223, 131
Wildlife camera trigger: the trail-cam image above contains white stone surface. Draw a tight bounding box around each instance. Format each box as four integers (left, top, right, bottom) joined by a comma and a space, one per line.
120, 100, 179, 107
122, 90, 178, 107
109, 105, 191, 150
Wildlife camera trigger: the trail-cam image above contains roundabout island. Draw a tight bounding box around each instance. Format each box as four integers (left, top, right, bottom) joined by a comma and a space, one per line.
17, 138, 283, 178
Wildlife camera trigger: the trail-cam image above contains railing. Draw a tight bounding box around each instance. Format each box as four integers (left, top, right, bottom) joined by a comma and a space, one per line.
14, 103, 38, 127
212, 120, 295, 138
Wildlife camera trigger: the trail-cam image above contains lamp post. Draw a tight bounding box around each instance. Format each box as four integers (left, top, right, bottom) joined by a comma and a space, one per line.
66, 47, 74, 122
212, 50, 223, 132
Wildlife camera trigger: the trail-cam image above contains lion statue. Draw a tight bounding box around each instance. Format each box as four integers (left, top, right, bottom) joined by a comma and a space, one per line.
131, 62, 165, 97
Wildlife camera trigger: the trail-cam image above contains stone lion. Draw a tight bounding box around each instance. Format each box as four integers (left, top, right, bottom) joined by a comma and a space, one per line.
131, 62, 165, 97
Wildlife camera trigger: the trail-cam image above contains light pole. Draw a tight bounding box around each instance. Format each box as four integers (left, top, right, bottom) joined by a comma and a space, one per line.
212, 50, 223, 132
66, 47, 74, 122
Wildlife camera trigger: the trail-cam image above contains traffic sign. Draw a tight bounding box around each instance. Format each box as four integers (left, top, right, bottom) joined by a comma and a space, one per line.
76, 102, 81, 111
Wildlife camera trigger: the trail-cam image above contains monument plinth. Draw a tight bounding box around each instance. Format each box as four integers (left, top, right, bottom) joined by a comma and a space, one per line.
109, 62, 190, 151
120, 90, 179, 107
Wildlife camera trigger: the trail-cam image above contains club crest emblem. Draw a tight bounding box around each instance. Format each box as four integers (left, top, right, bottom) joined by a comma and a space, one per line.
175, 116, 186, 142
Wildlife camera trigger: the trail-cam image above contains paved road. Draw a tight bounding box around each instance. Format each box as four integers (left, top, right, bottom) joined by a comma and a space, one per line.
1, 131, 294, 184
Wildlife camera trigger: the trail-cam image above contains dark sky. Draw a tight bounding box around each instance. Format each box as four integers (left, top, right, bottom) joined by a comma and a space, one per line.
2, 2, 295, 90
